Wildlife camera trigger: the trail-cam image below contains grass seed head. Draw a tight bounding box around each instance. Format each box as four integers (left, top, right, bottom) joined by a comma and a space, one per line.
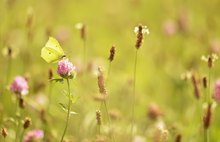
23, 117, 32, 129
1, 128, 8, 138
203, 103, 212, 129
97, 67, 107, 96
108, 46, 116, 62
134, 24, 149, 49
96, 110, 102, 126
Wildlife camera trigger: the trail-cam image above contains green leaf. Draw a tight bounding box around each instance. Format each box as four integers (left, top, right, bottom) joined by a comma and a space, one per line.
58, 103, 77, 115
59, 103, 67, 111
50, 78, 64, 83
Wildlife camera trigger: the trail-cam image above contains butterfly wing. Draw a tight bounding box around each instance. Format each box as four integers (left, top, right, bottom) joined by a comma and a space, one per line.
41, 37, 65, 63
41, 47, 62, 63
45, 37, 65, 55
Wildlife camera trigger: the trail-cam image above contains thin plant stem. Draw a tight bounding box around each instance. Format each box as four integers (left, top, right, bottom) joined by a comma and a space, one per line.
103, 100, 115, 142
60, 79, 71, 142
130, 49, 138, 141
98, 124, 101, 135
47, 82, 53, 113
83, 39, 86, 71
19, 129, 25, 142
208, 68, 211, 103
6, 57, 11, 85
204, 68, 211, 142
204, 128, 209, 142
98, 61, 115, 141
106, 61, 112, 84
15, 97, 21, 142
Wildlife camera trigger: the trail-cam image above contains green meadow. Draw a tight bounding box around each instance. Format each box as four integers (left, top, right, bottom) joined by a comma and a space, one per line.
1, 0, 220, 141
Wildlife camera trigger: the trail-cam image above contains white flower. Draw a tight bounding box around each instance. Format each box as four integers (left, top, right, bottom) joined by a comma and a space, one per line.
134, 25, 150, 35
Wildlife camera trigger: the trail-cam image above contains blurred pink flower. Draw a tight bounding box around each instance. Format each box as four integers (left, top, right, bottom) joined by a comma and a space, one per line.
214, 80, 220, 103
10, 76, 28, 95
24, 129, 44, 142
57, 59, 75, 78
162, 20, 177, 36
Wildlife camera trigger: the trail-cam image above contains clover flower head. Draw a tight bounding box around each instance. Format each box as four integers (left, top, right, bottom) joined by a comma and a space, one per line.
10, 76, 28, 95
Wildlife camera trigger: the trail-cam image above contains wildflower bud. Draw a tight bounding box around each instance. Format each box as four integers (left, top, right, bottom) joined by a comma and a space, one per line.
10, 76, 29, 96
214, 80, 220, 103
134, 24, 149, 49
108, 46, 116, 62
208, 56, 213, 68
8, 47, 12, 57
19, 97, 25, 108
201, 54, 218, 68
191, 74, 200, 99
1, 128, 8, 138
147, 103, 162, 120
26, 7, 34, 29
96, 110, 102, 126
81, 24, 86, 40
175, 134, 182, 142
2, 46, 14, 58
75, 23, 86, 40
23, 117, 32, 129
40, 109, 47, 123
154, 121, 169, 142
48, 68, 53, 80
162, 20, 177, 36
203, 77, 207, 88
97, 68, 107, 96
24, 129, 44, 142
203, 103, 212, 129
57, 59, 76, 79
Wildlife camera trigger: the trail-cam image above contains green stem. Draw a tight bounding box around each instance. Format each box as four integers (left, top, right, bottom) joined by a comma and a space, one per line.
6, 57, 11, 85
204, 67, 211, 142
15, 96, 21, 142
98, 124, 101, 134
83, 39, 86, 71
208, 68, 211, 103
47, 82, 53, 114
131, 49, 138, 141
103, 100, 115, 142
60, 79, 71, 142
204, 128, 209, 142
19, 129, 25, 142
106, 61, 112, 84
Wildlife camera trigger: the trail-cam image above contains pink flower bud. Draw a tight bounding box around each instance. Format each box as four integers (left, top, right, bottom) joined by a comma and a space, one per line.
214, 80, 220, 103
10, 76, 28, 95
24, 129, 44, 142
57, 59, 75, 78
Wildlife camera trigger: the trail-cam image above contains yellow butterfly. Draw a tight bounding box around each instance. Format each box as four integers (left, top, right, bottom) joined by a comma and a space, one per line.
41, 37, 66, 63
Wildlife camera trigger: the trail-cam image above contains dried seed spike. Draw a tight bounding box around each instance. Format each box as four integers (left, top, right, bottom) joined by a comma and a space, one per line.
134, 24, 149, 49
203, 103, 212, 129
19, 97, 25, 108
208, 56, 213, 68
203, 76, 207, 88
175, 134, 182, 142
191, 73, 200, 99
81, 24, 86, 40
135, 25, 143, 49
1, 128, 8, 138
23, 117, 32, 129
108, 45, 116, 62
97, 67, 107, 96
48, 68, 53, 80
96, 110, 102, 126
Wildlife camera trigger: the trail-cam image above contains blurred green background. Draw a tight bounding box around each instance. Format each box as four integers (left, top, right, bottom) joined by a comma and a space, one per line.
1, 0, 220, 141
